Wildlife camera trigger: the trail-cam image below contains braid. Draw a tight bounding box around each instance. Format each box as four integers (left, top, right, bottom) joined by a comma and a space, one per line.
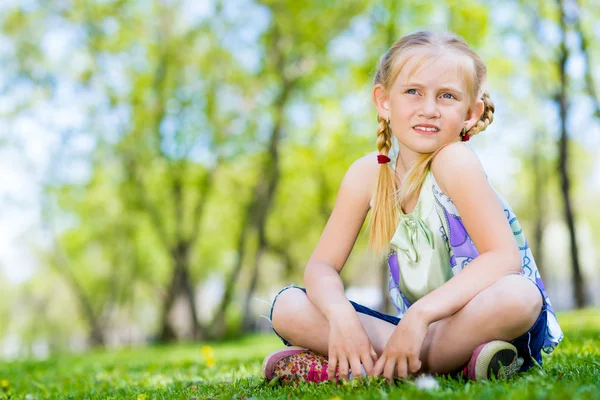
376, 115, 393, 156
467, 91, 495, 137
369, 115, 398, 256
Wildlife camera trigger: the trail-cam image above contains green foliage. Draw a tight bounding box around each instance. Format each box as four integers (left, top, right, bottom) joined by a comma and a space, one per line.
0, 310, 599, 399
446, 0, 490, 46
1, 0, 600, 352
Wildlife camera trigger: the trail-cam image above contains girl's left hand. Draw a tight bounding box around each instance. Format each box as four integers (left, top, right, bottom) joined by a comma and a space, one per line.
372, 308, 429, 381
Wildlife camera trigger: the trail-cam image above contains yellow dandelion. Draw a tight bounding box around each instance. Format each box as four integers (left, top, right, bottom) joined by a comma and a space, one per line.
0, 380, 8, 388
201, 345, 216, 367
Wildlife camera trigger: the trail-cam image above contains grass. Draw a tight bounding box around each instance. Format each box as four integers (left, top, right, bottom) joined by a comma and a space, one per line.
1, 309, 599, 399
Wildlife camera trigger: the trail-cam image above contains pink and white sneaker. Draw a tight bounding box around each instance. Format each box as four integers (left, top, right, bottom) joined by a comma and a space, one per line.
462, 340, 524, 380
262, 346, 339, 384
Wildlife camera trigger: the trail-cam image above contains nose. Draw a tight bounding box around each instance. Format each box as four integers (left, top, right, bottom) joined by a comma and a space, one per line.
419, 96, 440, 119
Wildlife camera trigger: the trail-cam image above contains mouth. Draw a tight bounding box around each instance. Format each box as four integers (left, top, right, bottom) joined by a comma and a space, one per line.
413, 125, 440, 135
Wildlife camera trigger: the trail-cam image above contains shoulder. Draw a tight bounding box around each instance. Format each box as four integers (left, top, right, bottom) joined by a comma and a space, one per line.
350, 150, 381, 175
341, 151, 380, 202
430, 142, 487, 196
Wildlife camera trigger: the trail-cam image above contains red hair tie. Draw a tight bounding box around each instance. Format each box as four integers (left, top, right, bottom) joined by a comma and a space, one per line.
377, 154, 391, 164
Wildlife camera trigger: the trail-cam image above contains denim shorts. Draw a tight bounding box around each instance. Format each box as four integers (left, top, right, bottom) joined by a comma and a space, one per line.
269, 283, 547, 373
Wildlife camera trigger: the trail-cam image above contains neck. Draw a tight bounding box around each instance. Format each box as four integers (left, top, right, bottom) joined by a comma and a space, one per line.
395, 145, 423, 177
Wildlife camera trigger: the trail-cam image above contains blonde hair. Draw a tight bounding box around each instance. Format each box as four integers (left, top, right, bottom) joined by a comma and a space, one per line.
369, 31, 495, 256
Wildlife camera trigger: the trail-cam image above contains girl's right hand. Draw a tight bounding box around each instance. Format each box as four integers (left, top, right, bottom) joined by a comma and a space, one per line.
326, 308, 378, 381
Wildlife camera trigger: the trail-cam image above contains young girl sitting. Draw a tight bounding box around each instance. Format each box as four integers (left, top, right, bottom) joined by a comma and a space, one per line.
261, 31, 563, 384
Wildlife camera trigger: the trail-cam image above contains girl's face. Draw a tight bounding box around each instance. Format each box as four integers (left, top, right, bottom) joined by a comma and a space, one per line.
373, 51, 483, 163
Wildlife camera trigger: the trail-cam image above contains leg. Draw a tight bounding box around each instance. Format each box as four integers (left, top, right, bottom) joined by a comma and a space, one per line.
420, 274, 543, 374
271, 274, 542, 375
270, 287, 396, 356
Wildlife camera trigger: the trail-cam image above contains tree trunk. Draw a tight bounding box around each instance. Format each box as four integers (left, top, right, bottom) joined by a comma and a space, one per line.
207, 209, 252, 338
158, 241, 202, 341
573, 0, 600, 118
273, 245, 295, 282
183, 262, 202, 340
532, 130, 546, 275
238, 23, 292, 329
67, 273, 106, 347
556, 0, 586, 308
242, 242, 266, 332
241, 154, 283, 331
72, 278, 106, 347
50, 243, 106, 347
158, 264, 183, 342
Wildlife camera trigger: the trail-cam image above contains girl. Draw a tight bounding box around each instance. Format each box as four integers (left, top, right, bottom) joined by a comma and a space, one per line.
261, 31, 563, 384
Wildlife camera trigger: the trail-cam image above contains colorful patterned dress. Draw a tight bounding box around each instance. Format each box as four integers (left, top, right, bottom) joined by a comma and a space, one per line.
384, 140, 563, 354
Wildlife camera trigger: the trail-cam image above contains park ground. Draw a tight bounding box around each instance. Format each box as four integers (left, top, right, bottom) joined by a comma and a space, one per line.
0, 309, 599, 399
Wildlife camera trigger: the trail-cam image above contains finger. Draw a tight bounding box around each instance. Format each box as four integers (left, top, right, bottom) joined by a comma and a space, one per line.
338, 355, 350, 381
370, 346, 379, 362
383, 357, 396, 382
361, 352, 374, 376
327, 353, 338, 382
396, 357, 408, 379
349, 356, 363, 380
408, 354, 422, 375
372, 355, 386, 377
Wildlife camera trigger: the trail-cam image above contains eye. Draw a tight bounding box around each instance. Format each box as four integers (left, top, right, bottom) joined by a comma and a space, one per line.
405, 89, 418, 95
441, 93, 456, 100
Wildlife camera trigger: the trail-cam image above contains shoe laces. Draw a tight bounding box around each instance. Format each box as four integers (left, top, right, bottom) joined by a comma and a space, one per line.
499, 357, 524, 378
307, 362, 329, 383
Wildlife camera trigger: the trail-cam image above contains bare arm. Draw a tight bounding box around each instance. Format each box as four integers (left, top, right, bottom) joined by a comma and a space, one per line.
413, 142, 521, 325
304, 153, 376, 319
303, 152, 380, 379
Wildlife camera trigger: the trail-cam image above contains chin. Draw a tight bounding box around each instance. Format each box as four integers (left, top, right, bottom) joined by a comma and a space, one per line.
410, 142, 441, 155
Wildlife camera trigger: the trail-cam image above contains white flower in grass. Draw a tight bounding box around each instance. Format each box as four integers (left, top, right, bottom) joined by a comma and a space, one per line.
415, 374, 440, 390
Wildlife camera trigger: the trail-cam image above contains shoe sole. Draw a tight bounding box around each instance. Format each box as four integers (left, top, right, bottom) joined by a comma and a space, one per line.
261, 346, 307, 381
471, 340, 520, 380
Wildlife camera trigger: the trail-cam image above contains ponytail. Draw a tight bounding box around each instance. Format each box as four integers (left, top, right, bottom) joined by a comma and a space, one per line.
368, 116, 398, 256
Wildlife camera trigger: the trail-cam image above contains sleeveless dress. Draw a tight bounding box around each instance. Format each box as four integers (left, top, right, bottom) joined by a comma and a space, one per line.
377, 137, 563, 354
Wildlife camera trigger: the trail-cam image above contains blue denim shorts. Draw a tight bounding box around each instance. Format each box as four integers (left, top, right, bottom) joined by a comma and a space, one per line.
270, 284, 547, 373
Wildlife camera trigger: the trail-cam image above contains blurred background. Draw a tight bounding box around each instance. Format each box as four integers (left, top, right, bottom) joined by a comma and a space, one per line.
0, 0, 599, 360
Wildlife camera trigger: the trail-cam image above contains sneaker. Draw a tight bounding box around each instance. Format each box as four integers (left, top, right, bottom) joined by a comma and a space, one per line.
262, 346, 338, 384
462, 340, 524, 380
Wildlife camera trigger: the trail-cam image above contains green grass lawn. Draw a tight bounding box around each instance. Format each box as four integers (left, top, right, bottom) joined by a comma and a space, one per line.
1, 309, 599, 399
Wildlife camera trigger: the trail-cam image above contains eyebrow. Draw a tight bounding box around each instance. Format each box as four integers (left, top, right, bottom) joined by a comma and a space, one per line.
400, 82, 464, 94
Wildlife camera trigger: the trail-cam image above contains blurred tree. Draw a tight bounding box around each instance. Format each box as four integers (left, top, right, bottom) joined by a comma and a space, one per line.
1, 0, 256, 342
2, 0, 598, 354
556, 0, 587, 307
235, 0, 370, 333
573, 0, 600, 118
507, 0, 597, 307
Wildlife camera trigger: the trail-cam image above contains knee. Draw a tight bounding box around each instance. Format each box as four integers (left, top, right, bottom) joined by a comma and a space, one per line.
271, 287, 307, 334
486, 275, 543, 330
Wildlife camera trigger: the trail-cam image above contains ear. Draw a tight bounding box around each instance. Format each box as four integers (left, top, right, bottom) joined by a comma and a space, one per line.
372, 84, 390, 119
464, 98, 484, 130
